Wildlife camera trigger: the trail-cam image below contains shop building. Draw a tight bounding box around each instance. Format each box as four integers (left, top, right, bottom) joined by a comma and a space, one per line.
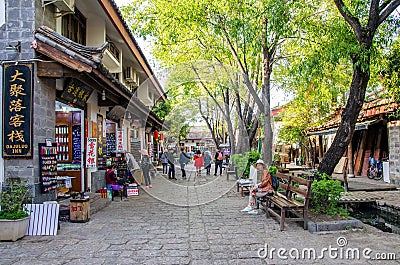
0, 0, 166, 202
308, 97, 400, 185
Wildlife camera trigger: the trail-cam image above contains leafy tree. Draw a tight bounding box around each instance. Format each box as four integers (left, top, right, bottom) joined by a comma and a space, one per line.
121, 0, 308, 163
317, 0, 400, 175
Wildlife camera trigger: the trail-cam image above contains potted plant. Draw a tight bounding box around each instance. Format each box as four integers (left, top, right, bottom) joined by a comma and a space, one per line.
0, 177, 31, 241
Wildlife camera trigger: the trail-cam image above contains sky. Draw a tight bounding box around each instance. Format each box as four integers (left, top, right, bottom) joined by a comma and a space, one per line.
113, 0, 290, 108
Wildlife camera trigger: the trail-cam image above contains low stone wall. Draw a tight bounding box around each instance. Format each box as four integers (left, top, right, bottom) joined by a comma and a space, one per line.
308, 219, 363, 233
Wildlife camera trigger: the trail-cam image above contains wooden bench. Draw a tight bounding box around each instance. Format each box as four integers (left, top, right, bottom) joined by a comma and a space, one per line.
263, 172, 312, 231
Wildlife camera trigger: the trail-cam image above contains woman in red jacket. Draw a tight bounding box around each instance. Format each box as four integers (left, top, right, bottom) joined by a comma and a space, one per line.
193, 150, 204, 176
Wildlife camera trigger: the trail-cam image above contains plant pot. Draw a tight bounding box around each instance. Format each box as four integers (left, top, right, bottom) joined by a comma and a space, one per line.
0, 216, 30, 241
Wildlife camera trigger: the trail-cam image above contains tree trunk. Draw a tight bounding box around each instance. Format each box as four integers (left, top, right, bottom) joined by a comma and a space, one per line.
318, 54, 371, 175
261, 19, 273, 165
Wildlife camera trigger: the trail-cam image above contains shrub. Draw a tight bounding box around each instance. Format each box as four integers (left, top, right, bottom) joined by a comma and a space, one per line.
231, 151, 261, 178
311, 172, 347, 216
0, 178, 31, 220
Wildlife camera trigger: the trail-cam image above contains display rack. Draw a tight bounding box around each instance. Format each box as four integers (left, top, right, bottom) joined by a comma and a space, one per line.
39, 143, 58, 193
56, 125, 69, 161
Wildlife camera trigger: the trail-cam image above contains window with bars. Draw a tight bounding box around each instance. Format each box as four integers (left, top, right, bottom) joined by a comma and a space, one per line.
62, 9, 86, 45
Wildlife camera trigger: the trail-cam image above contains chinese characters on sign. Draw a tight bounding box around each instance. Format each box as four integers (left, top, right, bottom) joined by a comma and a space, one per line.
60, 78, 93, 108
2, 63, 33, 158
86, 138, 97, 168
117, 129, 123, 151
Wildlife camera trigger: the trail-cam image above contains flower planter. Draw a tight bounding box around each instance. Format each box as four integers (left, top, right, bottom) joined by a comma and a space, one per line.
0, 216, 30, 241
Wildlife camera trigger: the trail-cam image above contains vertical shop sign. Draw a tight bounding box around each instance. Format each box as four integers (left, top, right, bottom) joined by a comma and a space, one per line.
86, 138, 97, 168
148, 142, 153, 158
116, 129, 123, 151
2, 62, 33, 158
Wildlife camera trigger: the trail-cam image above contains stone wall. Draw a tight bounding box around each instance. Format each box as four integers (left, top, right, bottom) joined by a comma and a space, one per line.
0, 0, 35, 61
1, 0, 58, 202
388, 121, 400, 185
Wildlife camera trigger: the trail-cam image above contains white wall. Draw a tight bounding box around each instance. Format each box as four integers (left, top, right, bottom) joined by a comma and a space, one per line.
86, 15, 106, 47
0, 0, 5, 27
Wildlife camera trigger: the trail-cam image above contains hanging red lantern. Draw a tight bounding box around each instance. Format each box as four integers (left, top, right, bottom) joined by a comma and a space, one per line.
154, 130, 159, 139
159, 133, 164, 141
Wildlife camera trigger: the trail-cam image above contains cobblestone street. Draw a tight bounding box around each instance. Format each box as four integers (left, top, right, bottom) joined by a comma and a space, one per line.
1, 167, 400, 265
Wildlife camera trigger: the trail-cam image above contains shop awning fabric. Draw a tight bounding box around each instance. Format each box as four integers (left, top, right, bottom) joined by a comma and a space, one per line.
307, 119, 380, 136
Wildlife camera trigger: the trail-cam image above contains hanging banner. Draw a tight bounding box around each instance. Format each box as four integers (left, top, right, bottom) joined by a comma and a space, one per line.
86, 138, 97, 168
116, 129, 123, 151
2, 62, 34, 158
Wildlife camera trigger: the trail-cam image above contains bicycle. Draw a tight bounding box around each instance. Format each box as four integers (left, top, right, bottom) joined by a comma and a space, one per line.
367, 157, 383, 180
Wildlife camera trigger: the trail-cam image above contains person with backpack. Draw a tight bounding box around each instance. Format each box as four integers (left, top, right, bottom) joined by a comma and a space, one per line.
240, 159, 273, 215
214, 148, 224, 176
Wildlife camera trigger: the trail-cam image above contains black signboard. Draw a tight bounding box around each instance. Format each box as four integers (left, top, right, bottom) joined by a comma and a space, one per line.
60, 78, 93, 108
72, 125, 81, 161
2, 62, 34, 158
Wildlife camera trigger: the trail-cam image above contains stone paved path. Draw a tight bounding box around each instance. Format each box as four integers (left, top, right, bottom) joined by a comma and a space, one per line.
1, 165, 400, 264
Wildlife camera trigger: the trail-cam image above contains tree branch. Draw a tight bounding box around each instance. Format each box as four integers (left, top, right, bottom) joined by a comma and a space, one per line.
333, 0, 363, 41
378, 0, 400, 25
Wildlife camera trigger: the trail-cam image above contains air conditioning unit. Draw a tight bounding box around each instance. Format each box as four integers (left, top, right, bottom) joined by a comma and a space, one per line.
42, 0, 74, 12
125, 67, 140, 87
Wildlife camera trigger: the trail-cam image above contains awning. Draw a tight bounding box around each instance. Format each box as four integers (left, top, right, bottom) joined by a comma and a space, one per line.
307, 119, 381, 136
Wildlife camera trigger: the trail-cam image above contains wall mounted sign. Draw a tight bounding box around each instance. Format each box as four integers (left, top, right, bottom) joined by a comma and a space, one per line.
2, 62, 34, 158
117, 129, 123, 151
60, 78, 93, 108
86, 138, 97, 168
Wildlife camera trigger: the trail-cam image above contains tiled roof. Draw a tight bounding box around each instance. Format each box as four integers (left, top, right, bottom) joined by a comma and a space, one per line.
309, 97, 398, 133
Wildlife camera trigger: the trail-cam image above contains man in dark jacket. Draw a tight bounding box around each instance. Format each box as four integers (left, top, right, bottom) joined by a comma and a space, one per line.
167, 150, 177, 180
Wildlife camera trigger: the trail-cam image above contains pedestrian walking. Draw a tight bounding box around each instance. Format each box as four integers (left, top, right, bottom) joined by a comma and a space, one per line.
203, 150, 212, 175
160, 149, 169, 174
167, 150, 177, 180
140, 149, 152, 190
194, 150, 204, 176
214, 148, 224, 176
179, 148, 190, 179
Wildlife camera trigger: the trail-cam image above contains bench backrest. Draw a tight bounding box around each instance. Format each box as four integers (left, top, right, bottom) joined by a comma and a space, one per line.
276, 172, 312, 207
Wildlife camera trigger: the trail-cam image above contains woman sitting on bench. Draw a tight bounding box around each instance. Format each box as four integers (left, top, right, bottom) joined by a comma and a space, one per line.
241, 159, 273, 215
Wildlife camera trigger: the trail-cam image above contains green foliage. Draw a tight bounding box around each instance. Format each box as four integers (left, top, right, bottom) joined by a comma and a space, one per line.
231, 150, 261, 178
231, 154, 247, 178
0, 178, 31, 220
152, 101, 172, 121
244, 151, 261, 178
311, 173, 347, 216
268, 165, 277, 175
381, 40, 400, 108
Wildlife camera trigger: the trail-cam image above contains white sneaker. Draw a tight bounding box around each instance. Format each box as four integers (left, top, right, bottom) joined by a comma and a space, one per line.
248, 209, 259, 215
241, 206, 253, 212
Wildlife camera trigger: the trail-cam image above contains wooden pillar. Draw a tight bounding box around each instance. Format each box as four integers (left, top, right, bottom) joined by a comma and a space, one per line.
318, 135, 324, 164
354, 130, 368, 176
373, 127, 383, 159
